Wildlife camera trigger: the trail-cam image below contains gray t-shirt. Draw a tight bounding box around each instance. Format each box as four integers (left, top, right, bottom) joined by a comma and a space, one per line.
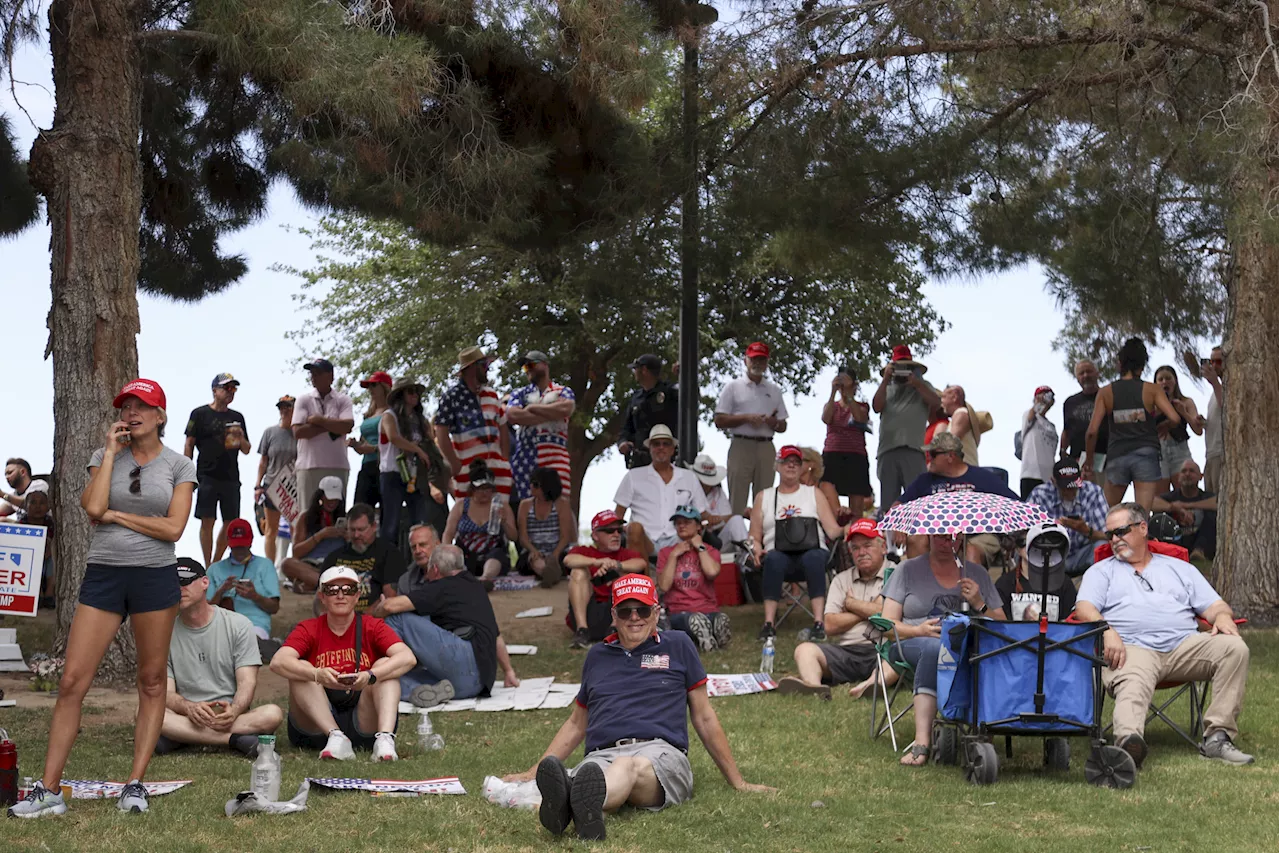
86, 445, 198, 567
167, 607, 261, 703
883, 555, 1002, 624
258, 424, 298, 484
877, 380, 936, 457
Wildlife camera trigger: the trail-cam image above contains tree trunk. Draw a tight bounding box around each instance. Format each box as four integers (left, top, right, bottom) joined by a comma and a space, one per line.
27, 0, 145, 681
1212, 40, 1279, 626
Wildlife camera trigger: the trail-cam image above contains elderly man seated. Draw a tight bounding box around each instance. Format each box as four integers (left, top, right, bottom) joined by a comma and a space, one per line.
777, 519, 890, 700
503, 574, 774, 841
1075, 502, 1252, 768
270, 566, 417, 761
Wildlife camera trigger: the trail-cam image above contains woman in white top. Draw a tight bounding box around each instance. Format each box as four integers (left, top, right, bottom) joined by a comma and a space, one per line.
1019, 385, 1060, 499
749, 445, 844, 642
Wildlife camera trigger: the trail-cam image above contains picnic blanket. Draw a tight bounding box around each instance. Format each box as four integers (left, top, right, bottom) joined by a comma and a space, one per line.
62, 780, 191, 799
398, 677, 579, 713
307, 777, 466, 795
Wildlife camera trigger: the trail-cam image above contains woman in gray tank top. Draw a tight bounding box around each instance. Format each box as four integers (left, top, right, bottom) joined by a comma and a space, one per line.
1083, 339, 1183, 509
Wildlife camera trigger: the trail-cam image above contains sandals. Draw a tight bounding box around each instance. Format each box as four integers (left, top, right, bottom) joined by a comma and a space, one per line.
900, 744, 930, 767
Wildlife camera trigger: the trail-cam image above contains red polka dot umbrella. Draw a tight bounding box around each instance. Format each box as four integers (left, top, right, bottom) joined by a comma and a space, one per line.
880, 490, 1052, 536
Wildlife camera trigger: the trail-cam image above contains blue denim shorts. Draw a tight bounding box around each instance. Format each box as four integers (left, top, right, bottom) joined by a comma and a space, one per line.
1105, 446, 1162, 485
78, 563, 180, 616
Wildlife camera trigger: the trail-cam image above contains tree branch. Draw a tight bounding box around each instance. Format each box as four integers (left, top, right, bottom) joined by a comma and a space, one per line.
1151, 0, 1246, 28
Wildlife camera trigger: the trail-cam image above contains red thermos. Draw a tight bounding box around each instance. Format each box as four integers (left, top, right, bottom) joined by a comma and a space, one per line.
0, 728, 17, 806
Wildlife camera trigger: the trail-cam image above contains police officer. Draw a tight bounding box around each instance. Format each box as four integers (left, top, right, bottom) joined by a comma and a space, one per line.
616, 354, 679, 469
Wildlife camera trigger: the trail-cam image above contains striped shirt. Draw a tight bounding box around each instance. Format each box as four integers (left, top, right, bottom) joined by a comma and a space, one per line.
823, 400, 868, 454
435, 381, 512, 497
508, 380, 575, 500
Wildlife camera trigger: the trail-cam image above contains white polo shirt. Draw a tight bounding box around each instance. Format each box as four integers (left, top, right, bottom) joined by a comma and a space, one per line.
613, 465, 709, 542
716, 377, 788, 438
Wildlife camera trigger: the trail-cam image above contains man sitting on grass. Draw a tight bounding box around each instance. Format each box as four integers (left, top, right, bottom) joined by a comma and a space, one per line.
1075, 502, 1252, 769
563, 510, 648, 649
777, 519, 891, 700
270, 565, 416, 762
157, 559, 284, 758
504, 574, 775, 841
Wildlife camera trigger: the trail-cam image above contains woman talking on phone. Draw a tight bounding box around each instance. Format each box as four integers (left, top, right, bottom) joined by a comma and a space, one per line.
9, 379, 197, 818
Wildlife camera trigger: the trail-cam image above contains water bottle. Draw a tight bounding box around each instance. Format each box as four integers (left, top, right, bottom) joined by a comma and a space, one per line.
486, 499, 502, 536
760, 637, 776, 675
417, 712, 445, 751
251, 735, 282, 802
0, 729, 18, 807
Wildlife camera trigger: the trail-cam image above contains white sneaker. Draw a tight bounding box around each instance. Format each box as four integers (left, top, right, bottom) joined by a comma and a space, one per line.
7, 781, 67, 818
320, 730, 355, 760
372, 732, 398, 762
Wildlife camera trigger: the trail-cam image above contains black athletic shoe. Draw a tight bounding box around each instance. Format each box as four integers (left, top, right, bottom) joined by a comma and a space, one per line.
1117, 733, 1148, 770
536, 756, 572, 836
570, 761, 608, 841
229, 734, 260, 759
756, 621, 776, 641
570, 627, 592, 650
808, 622, 826, 642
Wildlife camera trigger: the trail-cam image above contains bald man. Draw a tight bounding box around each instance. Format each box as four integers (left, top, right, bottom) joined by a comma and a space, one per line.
1061, 360, 1108, 486
1154, 460, 1218, 560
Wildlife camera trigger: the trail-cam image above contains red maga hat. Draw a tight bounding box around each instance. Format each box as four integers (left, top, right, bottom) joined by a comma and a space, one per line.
611, 573, 658, 607
745, 341, 771, 359
113, 378, 166, 410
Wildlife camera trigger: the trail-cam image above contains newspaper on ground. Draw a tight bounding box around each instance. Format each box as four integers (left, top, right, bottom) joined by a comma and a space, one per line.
505, 644, 538, 655
705, 673, 778, 697
515, 605, 554, 618
307, 777, 466, 795
397, 676, 578, 713
63, 779, 191, 799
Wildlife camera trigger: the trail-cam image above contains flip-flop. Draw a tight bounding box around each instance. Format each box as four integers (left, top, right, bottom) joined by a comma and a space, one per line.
900, 744, 930, 767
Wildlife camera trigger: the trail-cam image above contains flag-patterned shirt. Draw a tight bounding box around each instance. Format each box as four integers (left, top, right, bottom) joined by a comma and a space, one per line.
435, 381, 512, 497
507, 380, 575, 500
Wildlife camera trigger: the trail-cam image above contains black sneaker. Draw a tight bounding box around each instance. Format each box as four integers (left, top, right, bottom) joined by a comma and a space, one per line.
570, 627, 591, 649
809, 621, 826, 642
756, 622, 776, 641
536, 756, 572, 836
570, 761, 608, 841
1117, 733, 1148, 770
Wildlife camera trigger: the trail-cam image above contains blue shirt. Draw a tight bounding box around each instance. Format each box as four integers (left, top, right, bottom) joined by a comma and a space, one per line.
206, 554, 280, 635
1028, 481, 1109, 554
1077, 554, 1220, 652
900, 465, 1019, 504
576, 630, 708, 753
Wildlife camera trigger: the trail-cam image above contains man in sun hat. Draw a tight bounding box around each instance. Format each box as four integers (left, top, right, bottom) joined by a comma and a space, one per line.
434, 345, 513, 498
612, 425, 708, 562
507, 349, 576, 502
617, 354, 680, 469
872, 344, 941, 513
779, 518, 890, 700
185, 372, 251, 566
714, 341, 789, 515
506, 572, 774, 841
293, 357, 356, 506
563, 510, 649, 648
686, 452, 748, 554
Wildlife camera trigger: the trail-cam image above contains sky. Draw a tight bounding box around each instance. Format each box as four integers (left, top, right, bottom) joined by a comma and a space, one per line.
0, 28, 1219, 561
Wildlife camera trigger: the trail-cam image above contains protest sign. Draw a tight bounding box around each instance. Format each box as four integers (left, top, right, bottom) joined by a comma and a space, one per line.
0, 522, 47, 617
267, 464, 301, 525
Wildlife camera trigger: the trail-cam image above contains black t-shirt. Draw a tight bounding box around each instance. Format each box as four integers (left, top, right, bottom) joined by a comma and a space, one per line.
1159, 487, 1215, 536
407, 572, 500, 696
321, 539, 406, 612
994, 571, 1078, 621
900, 466, 1019, 504
1062, 390, 1107, 457
185, 405, 248, 481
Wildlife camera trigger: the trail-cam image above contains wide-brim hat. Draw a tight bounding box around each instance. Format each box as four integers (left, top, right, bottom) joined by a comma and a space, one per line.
457, 346, 490, 371
887, 344, 927, 374
643, 424, 678, 448
389, 377, 426, 401
687, 453, 726, 486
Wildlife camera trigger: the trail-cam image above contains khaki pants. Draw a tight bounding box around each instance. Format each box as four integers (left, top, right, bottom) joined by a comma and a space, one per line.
296, 467, 349, 507
1103, 632, 1250, 741
1204, 454, 1225, 494
727, 437, 776, 516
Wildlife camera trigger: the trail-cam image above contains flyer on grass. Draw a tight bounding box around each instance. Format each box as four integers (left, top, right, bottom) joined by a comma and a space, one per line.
0, 522, 46, 617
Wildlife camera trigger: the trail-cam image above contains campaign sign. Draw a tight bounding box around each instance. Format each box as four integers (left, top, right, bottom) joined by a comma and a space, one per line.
267, 463, 301, 525
0, 522, 47, 617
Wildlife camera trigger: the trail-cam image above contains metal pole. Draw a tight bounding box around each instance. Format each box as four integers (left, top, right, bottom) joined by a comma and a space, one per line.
677, 7, 700, 465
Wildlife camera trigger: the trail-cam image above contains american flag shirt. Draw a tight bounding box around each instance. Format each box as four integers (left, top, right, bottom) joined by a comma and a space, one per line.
507, 380, 575, 500
435, 381, 512, 497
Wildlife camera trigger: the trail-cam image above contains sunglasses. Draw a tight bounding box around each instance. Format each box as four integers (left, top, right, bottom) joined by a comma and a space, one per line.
925, 450, 956, 460
129, 465, 142, 495
597, 526, 623, 535
1133, 571, 1154, 592
1104, 523, 1140, 540
321, 584, 359, 597
614, 605, 653, 620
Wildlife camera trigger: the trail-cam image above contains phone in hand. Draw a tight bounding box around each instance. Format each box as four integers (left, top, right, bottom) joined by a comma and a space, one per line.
336, 517, 348, 529
337, 672, 359, 685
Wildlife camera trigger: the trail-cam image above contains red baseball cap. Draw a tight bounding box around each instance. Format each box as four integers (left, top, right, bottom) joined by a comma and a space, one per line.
777, 444, 803, 461
1034, 385, 1054, 397
891, 344, 914, 362
845, 517, 884, 541
226, 518, 254, 548
591, 510, 623, 532
360, 371, 393, 389
745, 341, 770, 359
113, 378, 167, 410
611, 573, 658, 607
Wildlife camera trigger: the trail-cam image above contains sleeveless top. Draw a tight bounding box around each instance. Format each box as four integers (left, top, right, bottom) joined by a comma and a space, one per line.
358, 415, 381, 466
1108, 378, 1159, 457
761, 484, 821, 552
823, 400, 868, 455
456, 498, 502, 555
1154, 408, 1190, 443
379, 411, 424, 474
525, 501, 561, 553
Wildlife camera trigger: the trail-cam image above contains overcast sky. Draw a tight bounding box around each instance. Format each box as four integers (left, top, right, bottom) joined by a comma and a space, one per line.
1, 30, 1218, 562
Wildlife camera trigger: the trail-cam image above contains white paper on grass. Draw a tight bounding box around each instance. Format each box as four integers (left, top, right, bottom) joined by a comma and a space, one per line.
505, 644, 538, 655
515, 605, 553, 618
537, 691, 578, 709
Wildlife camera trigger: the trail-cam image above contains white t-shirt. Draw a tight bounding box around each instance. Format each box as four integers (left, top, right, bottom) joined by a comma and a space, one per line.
716, 377, 788, 438
1, 478, 48, 521
1019, 412, 1058, 484
1205, 390, 1224, 458
760, 484, 821, 552
613, 465, 709, 542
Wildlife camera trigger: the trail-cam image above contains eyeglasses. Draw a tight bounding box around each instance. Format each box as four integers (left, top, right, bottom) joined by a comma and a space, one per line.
129, 466, 142, 495
321, 584, 359, 597
1104, 523, 1139, 540
1133, 572, 1154, 592
614, 605, 653, 620
597, 526, 623, 535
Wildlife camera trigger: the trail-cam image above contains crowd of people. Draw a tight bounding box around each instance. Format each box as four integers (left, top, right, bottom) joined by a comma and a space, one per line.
6, 336, 1251, 835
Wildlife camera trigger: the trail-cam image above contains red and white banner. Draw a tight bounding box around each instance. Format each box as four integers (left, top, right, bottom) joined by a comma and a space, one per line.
0, 522, 47, 617
267, 463, 301, 525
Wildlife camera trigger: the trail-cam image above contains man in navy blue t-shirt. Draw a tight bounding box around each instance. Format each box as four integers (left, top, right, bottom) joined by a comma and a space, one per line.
503, 574, 774, 841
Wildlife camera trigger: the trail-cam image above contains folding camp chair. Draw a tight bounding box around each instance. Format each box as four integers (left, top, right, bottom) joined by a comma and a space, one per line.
866, 612, 915, 752
735, 549, 817, 628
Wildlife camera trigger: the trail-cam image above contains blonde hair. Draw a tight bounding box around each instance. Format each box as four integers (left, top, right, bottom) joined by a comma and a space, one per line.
799, 446, 824, 482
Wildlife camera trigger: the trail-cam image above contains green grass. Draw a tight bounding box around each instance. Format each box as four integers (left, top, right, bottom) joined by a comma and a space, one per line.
2, 611, 1276, 852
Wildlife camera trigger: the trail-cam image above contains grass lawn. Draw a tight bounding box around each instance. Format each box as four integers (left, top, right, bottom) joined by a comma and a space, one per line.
1, 602, 1275, 853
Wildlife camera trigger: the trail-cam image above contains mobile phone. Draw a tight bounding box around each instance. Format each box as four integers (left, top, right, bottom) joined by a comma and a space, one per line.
337, 672, 359, 684
336, 517, 348, 529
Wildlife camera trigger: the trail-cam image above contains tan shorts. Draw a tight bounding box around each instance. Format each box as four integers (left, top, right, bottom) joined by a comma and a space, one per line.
576, 740, 693, 810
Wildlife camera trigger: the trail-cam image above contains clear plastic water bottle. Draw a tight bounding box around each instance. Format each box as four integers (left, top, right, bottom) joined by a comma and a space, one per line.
417, 712, 445, 751
487, 499, 502, 535
760, 636, 776, 675
251, 735, 282, 802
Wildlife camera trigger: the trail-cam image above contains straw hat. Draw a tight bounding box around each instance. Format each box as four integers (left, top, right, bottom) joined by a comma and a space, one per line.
457, 346, 489, 371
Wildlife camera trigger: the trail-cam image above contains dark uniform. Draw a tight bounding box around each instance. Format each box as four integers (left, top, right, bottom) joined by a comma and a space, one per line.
619, 381, 679, 468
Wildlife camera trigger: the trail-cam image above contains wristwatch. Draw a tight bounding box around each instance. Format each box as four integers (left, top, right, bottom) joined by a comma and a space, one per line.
975, 603, 989, 615
367, 671, 378, 685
